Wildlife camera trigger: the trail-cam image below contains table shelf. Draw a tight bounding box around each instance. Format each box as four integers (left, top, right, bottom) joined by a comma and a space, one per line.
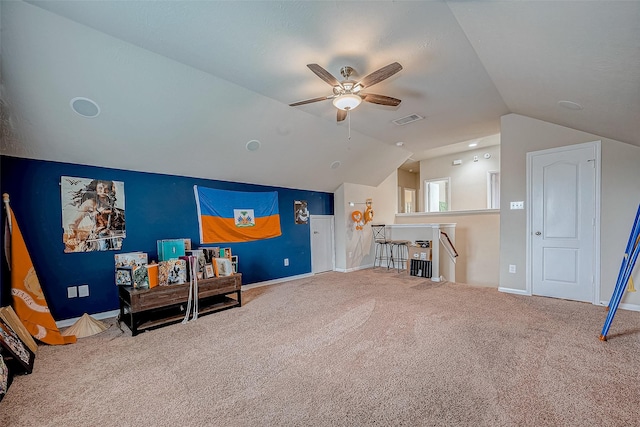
118, 274, 242, 336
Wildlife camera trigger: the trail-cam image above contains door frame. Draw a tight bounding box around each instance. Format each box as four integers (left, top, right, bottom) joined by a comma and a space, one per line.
424, 177, 451, 212
486, 170, 500, 209
309, 214, 335, 273
525, 140, 601, 304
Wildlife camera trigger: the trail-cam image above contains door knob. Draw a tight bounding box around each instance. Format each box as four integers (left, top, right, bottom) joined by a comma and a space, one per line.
535, 231, 541, 235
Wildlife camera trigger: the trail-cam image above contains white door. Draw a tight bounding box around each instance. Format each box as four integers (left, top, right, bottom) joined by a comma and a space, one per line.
529, 142, 599, 302
310, 215, 334, 273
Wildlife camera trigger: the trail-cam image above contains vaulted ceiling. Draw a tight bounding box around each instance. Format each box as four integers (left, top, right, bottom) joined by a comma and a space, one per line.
1, 1, 638, 192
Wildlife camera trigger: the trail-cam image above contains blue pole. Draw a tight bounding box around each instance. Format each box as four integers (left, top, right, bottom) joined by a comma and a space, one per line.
600, 204, 640, 340
600, 236, 640, 341
607, 205, 640, 310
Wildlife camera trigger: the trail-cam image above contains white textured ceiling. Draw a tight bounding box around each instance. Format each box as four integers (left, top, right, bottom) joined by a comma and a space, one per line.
1, 1, 638, 192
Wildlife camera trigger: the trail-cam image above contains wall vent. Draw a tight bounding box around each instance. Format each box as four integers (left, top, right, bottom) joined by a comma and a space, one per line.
393, 114, 424, 126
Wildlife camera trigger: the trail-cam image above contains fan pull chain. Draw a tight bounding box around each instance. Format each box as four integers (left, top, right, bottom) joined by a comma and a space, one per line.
348, 109, 351, 140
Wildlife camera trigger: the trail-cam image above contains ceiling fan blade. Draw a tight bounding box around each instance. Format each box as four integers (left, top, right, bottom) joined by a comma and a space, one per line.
357, 62, 402, 89
307, 64, 343, 88
289, 96, 331, 107
362, 93, 402, 106
337, 109, 347, 122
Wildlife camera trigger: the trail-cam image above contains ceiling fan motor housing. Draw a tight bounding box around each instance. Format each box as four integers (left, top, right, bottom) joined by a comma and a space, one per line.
340, 66, 355, 79
333, 80, 360, 96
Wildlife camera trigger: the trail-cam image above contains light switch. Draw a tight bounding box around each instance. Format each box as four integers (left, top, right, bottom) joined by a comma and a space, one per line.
78, 284, 89, 297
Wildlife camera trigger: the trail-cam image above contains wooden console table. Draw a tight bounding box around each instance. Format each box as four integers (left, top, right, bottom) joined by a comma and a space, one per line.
118, 274, 241, 336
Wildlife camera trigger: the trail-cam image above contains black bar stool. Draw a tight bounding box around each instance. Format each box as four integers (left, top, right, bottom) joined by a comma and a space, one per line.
371, 224, 391, 268
390, 240, 410, 272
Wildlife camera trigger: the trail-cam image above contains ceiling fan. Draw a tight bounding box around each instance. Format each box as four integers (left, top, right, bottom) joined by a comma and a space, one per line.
289, 62, 403, 122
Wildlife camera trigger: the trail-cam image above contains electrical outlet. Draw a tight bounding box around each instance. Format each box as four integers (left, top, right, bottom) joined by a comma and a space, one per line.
510, 201, 524, 210
284, 258, 289, 266
509, 264, 516, 274
78, 284, 89, 297
67, 286, 78, 298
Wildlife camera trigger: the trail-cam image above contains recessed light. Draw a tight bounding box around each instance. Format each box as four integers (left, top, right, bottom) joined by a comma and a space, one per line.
396, 141, 404, 147
246, 140, 261, 151
330, 161, 341, 169
70, 97, 100, 118
558, 100, 583, 110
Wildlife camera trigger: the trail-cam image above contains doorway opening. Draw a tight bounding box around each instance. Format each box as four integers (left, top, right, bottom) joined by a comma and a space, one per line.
424, 178, 450, 212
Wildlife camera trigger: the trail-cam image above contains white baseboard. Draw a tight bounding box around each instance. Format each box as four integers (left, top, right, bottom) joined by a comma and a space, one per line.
618, 302, 640, 312
497, 290, 640, 312
498, 287, 530, 296
241, 273, 314, 290
335, 264, 374, 273
57, 273, 314, 326
56, 309, 120, 328
598, 300, 640, 312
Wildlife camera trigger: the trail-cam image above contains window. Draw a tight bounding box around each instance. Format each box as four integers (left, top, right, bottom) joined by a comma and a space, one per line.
424, 178, 450, 212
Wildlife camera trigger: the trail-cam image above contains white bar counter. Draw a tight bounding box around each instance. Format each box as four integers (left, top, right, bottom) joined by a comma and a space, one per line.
386, 223, 457, 282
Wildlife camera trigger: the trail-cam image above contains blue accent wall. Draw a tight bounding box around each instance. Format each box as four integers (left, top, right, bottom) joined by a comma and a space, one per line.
0, 156, 333, 320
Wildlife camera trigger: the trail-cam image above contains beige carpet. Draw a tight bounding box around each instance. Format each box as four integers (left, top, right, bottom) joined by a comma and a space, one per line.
1, 269, 639, 426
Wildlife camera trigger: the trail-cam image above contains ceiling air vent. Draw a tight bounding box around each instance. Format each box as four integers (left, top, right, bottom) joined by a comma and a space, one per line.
393, 114, 424, 126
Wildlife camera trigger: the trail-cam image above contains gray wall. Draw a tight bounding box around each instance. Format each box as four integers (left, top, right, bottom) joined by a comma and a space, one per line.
396, 211, 500, 286
334, 173, 398, 272
499, 114, 640, 307
420, 145, 500, 212
397, 168, 420, 213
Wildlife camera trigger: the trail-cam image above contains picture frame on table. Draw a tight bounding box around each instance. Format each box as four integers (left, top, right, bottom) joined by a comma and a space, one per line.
0, 318, 34, 374
214, 257, 233, 277
204, 263, 215, 279
201, 247, 218, 264
116, 267, 133, 286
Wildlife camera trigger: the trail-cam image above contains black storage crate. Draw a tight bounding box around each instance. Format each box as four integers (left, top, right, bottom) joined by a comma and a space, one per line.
409, 259, 432, 278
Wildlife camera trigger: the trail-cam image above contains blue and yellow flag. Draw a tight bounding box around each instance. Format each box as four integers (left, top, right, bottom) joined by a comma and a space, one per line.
194, 186, 282, 243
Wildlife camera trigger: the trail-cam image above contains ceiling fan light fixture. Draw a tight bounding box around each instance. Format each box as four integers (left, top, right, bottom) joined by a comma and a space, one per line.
290, 62, 402, 122
333, 94, 362, 111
